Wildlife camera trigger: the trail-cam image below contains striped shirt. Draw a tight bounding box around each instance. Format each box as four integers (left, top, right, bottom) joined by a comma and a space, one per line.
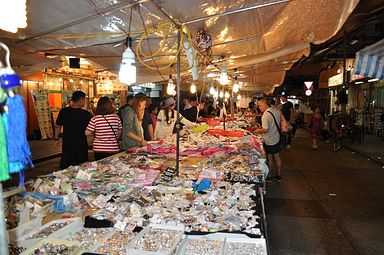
86, 114, 122, 152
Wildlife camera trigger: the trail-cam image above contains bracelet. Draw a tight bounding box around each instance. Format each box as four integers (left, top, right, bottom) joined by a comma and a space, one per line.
54, 138, 59, 141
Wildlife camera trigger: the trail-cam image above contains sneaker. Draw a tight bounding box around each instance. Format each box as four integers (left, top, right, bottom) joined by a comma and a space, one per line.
287, 145, 291, 149
265, 176, 274, 182
312, 146, 318, 150
274, 175, 282, 182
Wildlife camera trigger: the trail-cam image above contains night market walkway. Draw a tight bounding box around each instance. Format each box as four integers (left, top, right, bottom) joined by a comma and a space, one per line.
266, 129, 384, 255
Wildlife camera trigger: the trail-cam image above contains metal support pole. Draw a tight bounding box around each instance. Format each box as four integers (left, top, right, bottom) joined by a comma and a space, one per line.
176, 30, 181, 175
0, 184, 9, 255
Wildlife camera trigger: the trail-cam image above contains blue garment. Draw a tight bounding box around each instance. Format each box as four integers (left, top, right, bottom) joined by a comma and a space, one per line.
3, 95, 33, 174
21, 192, 65, 212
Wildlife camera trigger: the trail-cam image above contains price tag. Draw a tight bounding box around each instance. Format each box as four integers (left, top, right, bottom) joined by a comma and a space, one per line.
76, 170, 92, 180
54, 178, 61, 189
92, 194, 109, 208
114, 220, 127, 231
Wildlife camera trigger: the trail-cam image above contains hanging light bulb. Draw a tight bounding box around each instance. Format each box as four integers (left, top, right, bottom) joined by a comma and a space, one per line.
219, 90, 224, 98
224, 91, 230, 99
0, 0, 27, 33
119, 37, 136, 85
219, 69, 229, 85
233, 77, 239, 93
213, 89, 218, 98
237, 94, 242, 100
190, 82, 197, 94
167, 75, 176, 96
209, 86, 215, 95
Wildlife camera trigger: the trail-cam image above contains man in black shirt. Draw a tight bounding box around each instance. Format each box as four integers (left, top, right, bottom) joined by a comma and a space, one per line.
281, 95, 294, 148
183, 97, 198, 122
55, 91, 92, 169
142, 95, 154, 141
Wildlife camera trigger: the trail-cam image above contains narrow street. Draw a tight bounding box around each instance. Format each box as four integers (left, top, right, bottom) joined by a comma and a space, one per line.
266, 129, 384, 255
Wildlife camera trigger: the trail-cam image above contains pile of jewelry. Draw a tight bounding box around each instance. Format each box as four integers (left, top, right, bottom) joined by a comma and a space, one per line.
64, 227, 114, 250
182, 238, 223, 255
28, 243, 79, 255
132, 228, 181, 253
8, 244, 25, 255
26, 221, 71, 239
96, 231, 135, 255
225, 241, 265, 255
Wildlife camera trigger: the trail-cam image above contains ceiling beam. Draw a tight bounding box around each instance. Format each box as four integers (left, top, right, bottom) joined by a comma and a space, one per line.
182, 0, 290, 25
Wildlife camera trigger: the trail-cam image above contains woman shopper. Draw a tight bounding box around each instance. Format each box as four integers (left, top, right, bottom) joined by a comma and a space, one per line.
310, 107, 323, 150
85, 97, 122, 161
154, 97, 195, 140
121, 93, 147, 149
148, 103, 159, 135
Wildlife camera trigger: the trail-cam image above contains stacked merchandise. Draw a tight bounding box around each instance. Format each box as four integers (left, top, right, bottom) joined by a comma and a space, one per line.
5, 120, 268, 254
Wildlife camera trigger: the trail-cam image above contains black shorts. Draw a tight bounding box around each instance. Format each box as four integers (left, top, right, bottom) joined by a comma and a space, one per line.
263, 142, 282, 155
60, 149, 88, 169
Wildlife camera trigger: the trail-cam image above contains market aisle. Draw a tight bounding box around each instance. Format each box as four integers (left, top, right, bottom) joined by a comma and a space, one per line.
266, 129, 384, 255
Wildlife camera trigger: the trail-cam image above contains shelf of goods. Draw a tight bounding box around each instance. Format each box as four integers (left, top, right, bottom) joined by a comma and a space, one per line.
5, 121, 269, 255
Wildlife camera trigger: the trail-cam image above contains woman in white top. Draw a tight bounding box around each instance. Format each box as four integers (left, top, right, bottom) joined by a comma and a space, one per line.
154, 97, 194, 140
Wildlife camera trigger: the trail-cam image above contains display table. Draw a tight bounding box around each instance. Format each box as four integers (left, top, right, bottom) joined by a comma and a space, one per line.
5, 124, 269, 255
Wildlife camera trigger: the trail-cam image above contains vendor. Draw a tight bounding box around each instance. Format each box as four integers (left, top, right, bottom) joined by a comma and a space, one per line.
154, 97, 195, 139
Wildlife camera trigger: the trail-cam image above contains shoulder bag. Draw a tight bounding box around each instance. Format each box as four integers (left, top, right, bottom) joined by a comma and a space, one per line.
101, 115, 121, 151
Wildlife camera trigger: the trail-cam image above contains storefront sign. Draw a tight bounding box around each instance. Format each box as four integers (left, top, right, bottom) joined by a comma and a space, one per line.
328, 73, 343, 87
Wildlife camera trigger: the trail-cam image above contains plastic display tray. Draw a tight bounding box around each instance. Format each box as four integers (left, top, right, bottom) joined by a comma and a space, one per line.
127, 224, 185, 255
223, 237, 267, 255
176, 234, 225, 255
8, 217, 42, 244
63, 227, 116, 252
16, 217, 83, 248
19, 238, 83, 255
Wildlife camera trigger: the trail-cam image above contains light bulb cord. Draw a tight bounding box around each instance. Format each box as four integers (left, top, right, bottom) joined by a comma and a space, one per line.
0, 42, 11, 68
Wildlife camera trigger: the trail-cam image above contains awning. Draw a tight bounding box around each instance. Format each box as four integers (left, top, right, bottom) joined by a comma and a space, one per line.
354, 39, 384, 80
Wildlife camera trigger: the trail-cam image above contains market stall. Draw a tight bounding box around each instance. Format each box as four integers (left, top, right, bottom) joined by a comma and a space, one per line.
4, 119, 269, 255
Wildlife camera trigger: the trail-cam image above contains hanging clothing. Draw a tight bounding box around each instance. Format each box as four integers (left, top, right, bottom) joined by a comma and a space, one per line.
3, 95, 33, 174
0, 116, 9, 182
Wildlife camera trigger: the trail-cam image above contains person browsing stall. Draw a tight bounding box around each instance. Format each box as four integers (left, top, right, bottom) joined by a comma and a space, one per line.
85, 97, 122, 160
154, 97, 195, 140
122, 93, 147, 149
54, 91, 92, 169
254, 97, 283, 182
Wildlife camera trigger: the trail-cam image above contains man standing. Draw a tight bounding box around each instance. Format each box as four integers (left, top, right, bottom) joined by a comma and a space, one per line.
281, 95, 294, 148
55, 91, 92, 169
255, 98, 282, 182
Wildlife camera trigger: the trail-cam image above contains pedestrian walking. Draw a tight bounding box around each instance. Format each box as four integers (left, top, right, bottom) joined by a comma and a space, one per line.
255, 98, 283, 182
54, 91, 92, 169
281, 95, 294, 148
309, 107, 323, 150
85, 97, 122, 160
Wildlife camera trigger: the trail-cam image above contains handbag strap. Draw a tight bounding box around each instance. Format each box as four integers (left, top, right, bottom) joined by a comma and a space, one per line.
101, 115, 119, 143
267, 111, 282, 135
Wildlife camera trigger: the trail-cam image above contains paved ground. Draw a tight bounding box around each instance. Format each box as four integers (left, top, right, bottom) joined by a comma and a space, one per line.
343, 134, 384, 165
266, 129, 384, 255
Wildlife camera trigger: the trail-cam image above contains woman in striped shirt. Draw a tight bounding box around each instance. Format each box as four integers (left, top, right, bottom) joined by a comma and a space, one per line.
85, 97, 122, 160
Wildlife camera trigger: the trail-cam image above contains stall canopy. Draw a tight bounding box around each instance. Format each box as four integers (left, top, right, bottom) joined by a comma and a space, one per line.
353, 39, 384, 81
0, 0, 359, 92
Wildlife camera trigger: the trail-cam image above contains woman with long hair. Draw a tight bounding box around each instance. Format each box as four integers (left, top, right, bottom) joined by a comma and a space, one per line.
122, 93, 147, 149
154, 97, 195, 139
85, 96, 122, 160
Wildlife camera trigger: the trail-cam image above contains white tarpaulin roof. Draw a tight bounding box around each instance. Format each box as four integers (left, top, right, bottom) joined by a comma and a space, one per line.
0, 0, 359, 92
